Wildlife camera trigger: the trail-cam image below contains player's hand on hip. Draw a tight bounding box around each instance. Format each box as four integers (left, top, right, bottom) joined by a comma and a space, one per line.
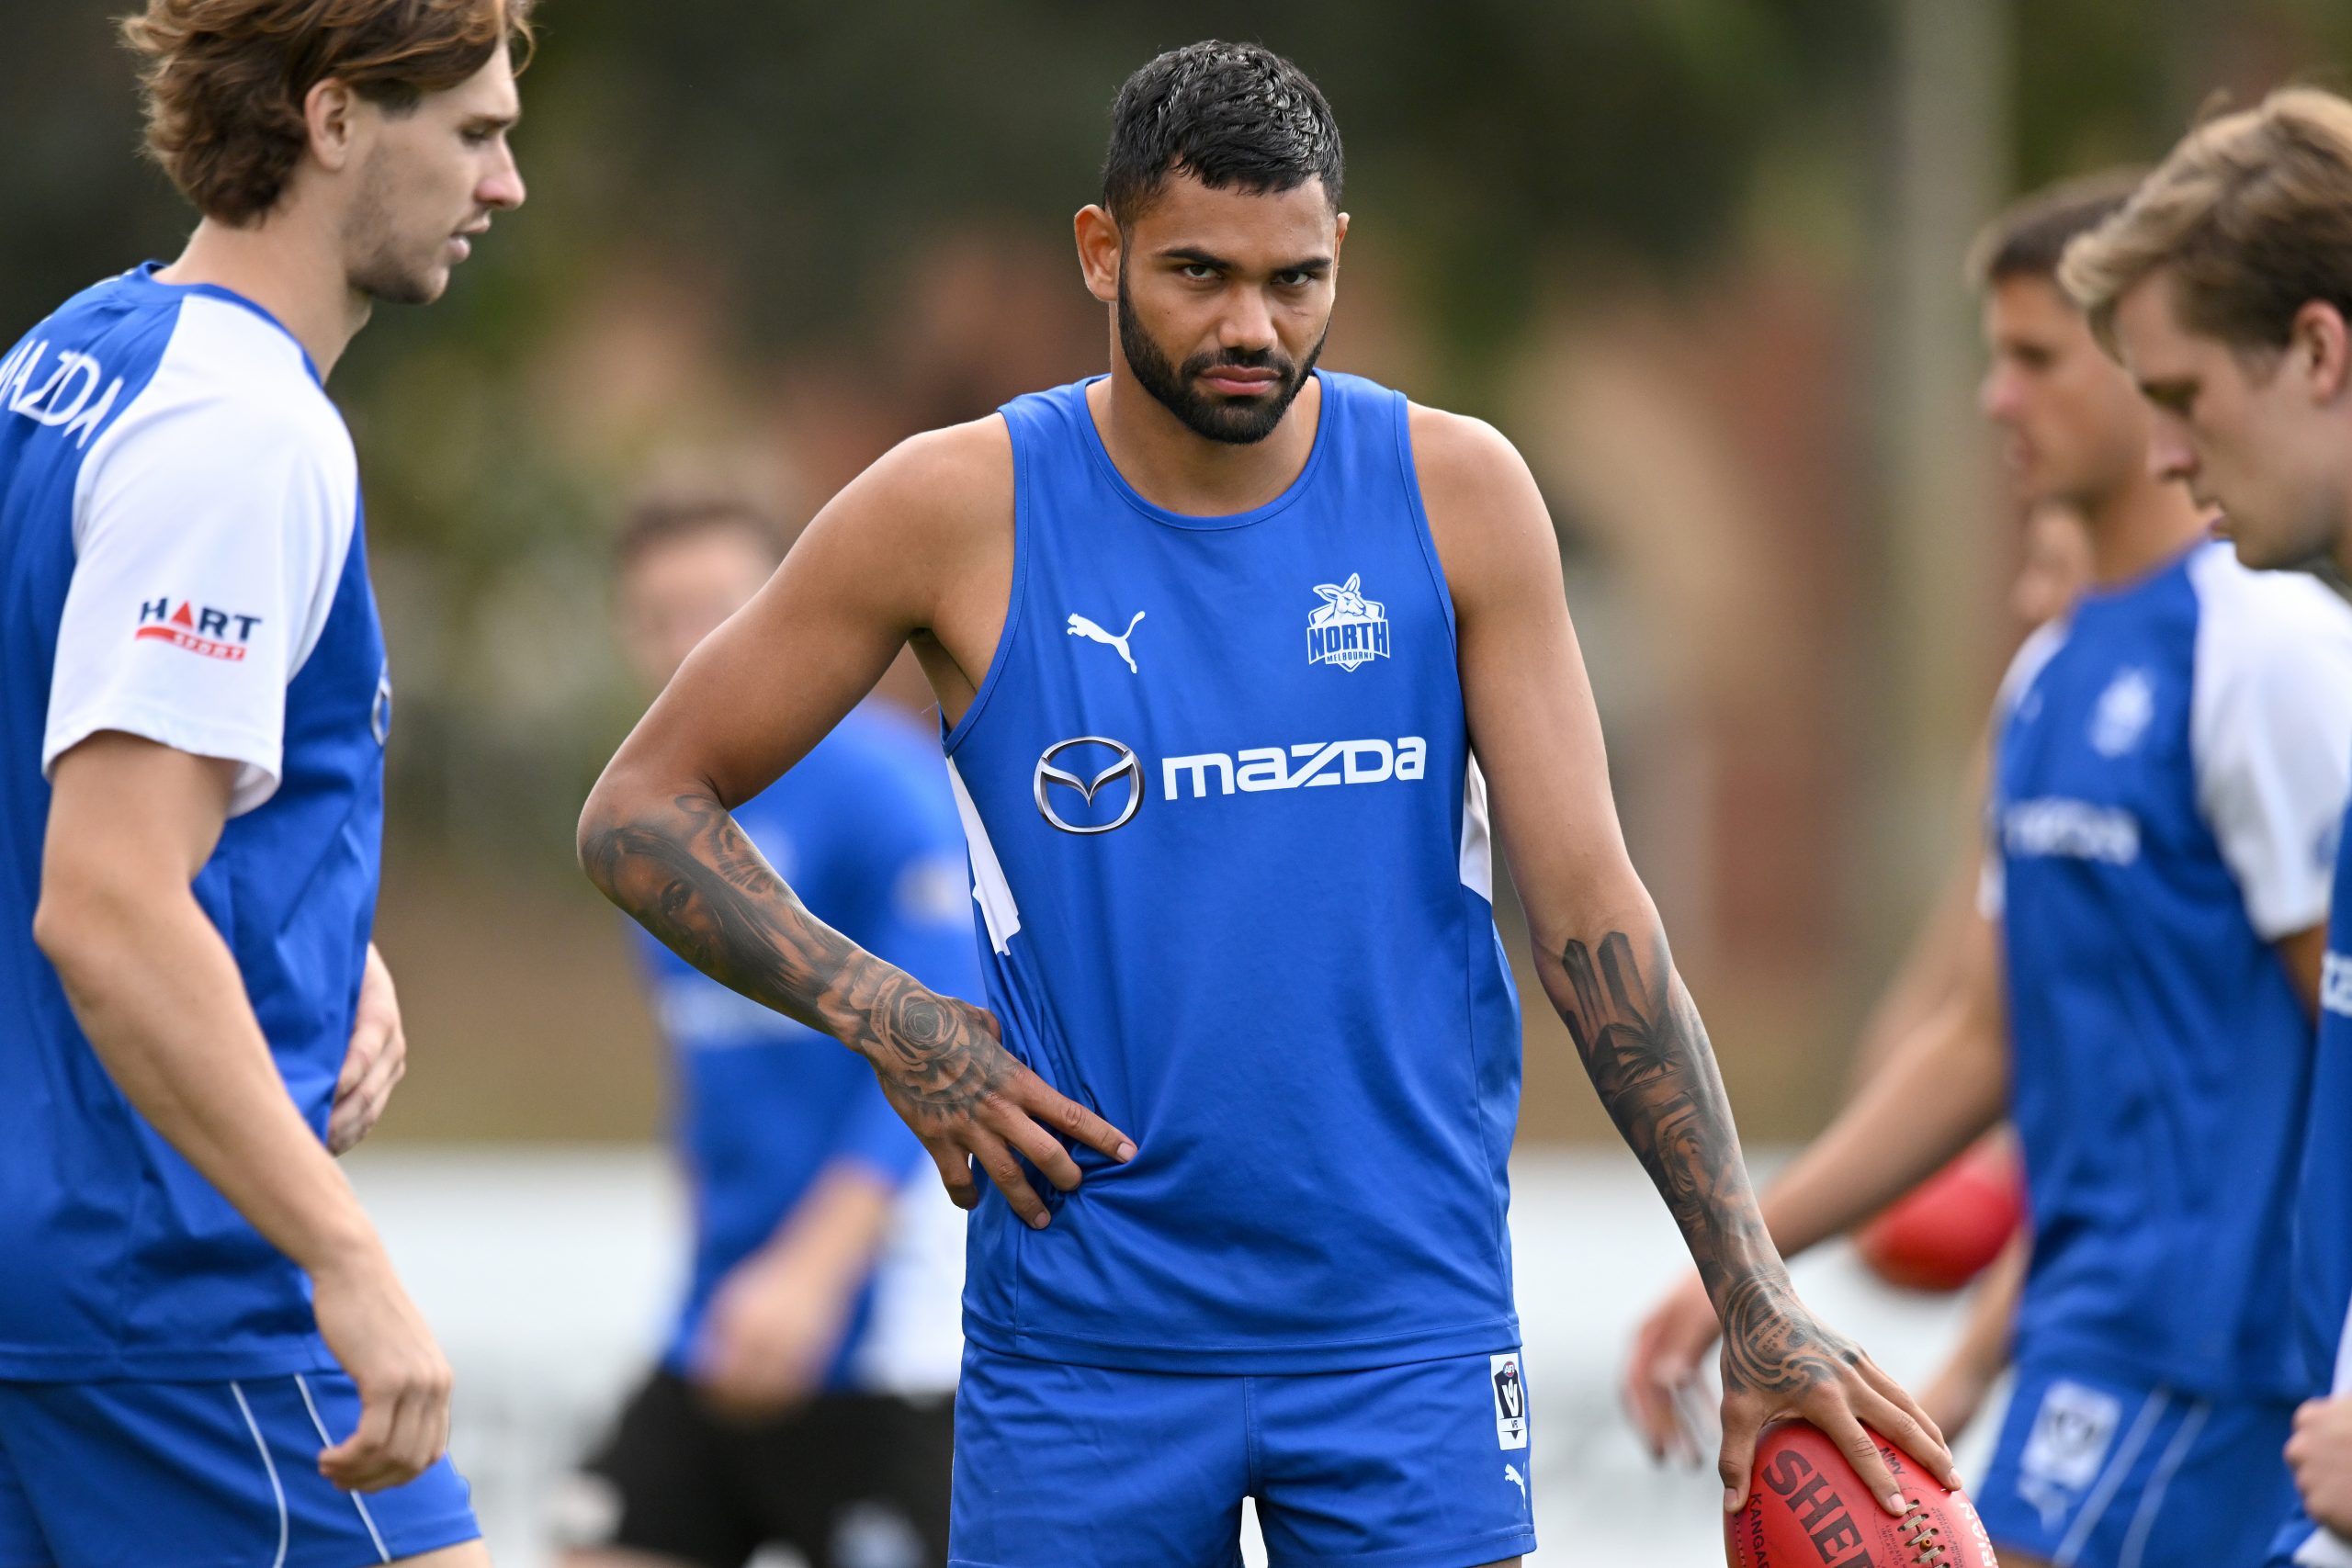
1714, 1273, 1958, 1517
328, 943, 406, 1156
308, 1245, 454, 1492
851, 985, 1135, 1227
1623, 1267, 1721, 1465
2289, 1396, 2352, 1531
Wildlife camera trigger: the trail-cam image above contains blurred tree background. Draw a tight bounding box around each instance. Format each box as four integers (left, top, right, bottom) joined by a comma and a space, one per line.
5, 0, 2347, 1141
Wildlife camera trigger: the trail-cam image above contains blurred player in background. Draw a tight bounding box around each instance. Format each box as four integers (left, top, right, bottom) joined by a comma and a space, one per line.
0, 2, 527, 1565
2061, 84, 2352, 1568
1626, 170, 2352, 1568
580, 39, 1955, 1568
557, 495, 973, 1568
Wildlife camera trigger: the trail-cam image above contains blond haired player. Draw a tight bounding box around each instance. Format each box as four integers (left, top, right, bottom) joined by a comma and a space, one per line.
2062, 85, 2352, 1568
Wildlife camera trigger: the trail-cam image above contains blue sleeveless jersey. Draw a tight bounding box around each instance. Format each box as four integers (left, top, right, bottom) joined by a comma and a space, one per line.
0, 267, 383, 1378
1986, 543, 2352, 1400
941, 372, 1522, 1372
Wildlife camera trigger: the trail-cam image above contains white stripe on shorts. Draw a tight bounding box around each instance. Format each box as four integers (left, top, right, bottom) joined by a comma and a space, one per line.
295, 1373, 392, 1563
2117, 1400, 2207, 1568
2053, 1389, 2167, 1568
229, 1382, 289, 1568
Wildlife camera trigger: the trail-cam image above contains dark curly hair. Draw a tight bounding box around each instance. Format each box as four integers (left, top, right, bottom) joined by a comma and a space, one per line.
119, 0, 533, 226
1102, 40, 1342, 226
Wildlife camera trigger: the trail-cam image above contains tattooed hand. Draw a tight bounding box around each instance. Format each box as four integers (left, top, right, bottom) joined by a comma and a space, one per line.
1552, 928, 1956, 1514
832, 969, 1136, 1225
582, 790, 1136, 1226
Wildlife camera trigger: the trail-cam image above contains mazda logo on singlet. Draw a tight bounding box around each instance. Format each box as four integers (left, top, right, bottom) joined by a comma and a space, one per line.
1034, 737, 1144, 835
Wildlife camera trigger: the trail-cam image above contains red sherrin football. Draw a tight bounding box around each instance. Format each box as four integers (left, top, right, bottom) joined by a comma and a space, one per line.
1726, 1420, 1999, 1567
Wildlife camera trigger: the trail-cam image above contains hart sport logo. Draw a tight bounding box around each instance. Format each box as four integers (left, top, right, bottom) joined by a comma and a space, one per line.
1307, 573, 1389, 671
134, 597, 262, 661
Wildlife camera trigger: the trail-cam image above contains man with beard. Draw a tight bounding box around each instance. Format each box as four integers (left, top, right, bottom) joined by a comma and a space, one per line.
0, 3, 525, 1564
579, 40, 1953, 1568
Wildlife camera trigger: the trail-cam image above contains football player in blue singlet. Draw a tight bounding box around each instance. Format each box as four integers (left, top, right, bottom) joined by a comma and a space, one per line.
1626, 170, 2352, 1568
0, 6, 526, 1566
581, 40, 1955, 1568
559, 496, 973, 1568
2062, 85, 2352, 1568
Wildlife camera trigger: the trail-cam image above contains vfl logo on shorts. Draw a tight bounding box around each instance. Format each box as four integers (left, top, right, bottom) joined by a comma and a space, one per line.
2017, 1379, 2120, 1530
1306, 573, 1389, 671
1490, 1352, 1528, 1450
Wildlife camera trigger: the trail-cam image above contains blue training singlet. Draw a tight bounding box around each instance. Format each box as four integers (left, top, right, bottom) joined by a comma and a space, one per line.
941, 371, 1523, 1373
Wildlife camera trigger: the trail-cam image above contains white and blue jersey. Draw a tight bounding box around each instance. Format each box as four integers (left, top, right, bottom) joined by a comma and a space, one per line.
0, 265, 387, 1380
1983, 541, 2352, 1401
2273, 814, 2352, 1568
639, 705, 978, 1395
1971, 544, 2352, 1567
941, 372, 1521, 1373
0, 265, 476, 1562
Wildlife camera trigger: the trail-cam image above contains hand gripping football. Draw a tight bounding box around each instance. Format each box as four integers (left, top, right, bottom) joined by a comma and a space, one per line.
1726, 1420, 1999, 1567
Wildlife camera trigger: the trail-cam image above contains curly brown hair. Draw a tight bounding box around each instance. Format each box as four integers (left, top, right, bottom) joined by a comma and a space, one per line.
119, 0, 534, 226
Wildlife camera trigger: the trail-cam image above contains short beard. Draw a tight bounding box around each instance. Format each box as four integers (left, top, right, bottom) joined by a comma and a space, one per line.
342, 149, 443, 307
1117, 265, 1325, 446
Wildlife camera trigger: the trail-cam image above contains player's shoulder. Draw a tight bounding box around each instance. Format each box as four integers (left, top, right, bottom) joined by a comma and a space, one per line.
860, 414, 1012, 522
2186, 543, 2352, 676
1404, 401, 1528, 493
1403, 401, 1551, 590
97, 289, 353, 486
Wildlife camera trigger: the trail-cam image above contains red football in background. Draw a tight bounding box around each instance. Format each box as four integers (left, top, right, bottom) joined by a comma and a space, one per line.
1854, 1135, 2026, 1292
1726, 1420, 1999, 1567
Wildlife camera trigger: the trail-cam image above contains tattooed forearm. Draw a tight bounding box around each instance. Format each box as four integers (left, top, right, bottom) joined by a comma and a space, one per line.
581, 790, 1010, 1123
1554, 929, 1856, 1398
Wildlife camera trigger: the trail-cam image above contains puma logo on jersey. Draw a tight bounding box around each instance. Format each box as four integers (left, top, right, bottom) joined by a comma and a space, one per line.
1068, 611, 1146, 673
1504, 1463, 1527, 1504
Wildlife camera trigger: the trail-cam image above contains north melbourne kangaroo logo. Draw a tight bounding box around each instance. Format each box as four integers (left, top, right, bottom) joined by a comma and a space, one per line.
1307, 573, 1389, 671
1068, 610, 1146, 673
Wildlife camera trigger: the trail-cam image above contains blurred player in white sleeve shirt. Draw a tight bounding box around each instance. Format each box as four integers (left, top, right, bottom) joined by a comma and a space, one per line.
0, 4, 526, 1565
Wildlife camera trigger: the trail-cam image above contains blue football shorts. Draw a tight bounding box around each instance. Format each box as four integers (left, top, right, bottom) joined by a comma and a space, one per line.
1974, 1353, 2294, 1568
948, 1342, 1540, 1568
0, 1370, 479, 1568
2264, 1498, 2352, 1568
